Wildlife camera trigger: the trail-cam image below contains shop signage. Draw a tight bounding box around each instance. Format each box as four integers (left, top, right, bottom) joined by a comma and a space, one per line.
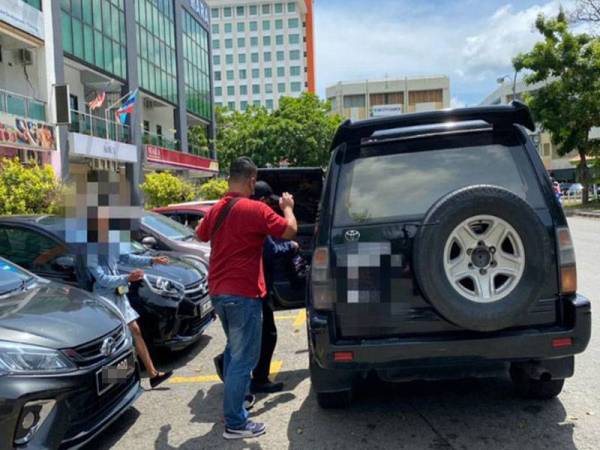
0, 0, 44, 40
146, 145, 218, 172
69, 132, 138, 163
0, 112, 56, 151
371, 104, 403, 117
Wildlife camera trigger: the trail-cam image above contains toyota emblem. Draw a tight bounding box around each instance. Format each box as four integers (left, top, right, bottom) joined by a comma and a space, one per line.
100, 337, 116, 356
345, 230, 361, 242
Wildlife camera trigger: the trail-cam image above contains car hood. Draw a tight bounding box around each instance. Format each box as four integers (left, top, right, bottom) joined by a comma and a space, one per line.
119, 254, 203, 287
0, 280, 123, 349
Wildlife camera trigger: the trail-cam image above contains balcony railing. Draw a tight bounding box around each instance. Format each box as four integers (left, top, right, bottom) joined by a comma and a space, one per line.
69, 110, 130, 143
189, 143, 211, 159
0, 88, 46, 121
142, 132, 178, 151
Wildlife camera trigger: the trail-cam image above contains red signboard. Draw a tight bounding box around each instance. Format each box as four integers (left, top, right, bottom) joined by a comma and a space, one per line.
145, 145, 218, 172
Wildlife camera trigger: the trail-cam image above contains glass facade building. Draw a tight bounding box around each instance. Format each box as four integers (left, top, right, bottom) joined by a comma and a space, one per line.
61, 0, 128, 80
183, 11, 212, 120
136, 0, 178, 104
22, 0, 41, 10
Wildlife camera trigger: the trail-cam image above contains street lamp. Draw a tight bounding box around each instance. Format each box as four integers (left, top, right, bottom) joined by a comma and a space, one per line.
497, 72, 519, 102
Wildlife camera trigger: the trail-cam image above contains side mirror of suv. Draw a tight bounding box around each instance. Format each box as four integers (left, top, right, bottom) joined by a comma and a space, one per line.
142, 236, 157, 249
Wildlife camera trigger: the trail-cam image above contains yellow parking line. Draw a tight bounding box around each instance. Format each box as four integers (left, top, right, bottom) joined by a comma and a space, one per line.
293, 309, 306, 328
168, 360, 283, 384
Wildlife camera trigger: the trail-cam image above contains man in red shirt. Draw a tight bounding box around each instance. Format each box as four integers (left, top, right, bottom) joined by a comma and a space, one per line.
196, 157, 297, 440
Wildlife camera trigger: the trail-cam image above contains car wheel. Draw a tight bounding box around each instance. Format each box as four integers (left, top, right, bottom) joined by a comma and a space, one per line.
309, 348, 354, 409
413, 185, 553, 332
510, 365, 565, 400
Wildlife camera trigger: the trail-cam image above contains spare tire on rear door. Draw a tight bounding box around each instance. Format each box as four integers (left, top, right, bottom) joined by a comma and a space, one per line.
413, 185, 552, 332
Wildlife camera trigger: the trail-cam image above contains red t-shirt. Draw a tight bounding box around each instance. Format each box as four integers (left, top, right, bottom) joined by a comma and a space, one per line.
197, 192, 288, 299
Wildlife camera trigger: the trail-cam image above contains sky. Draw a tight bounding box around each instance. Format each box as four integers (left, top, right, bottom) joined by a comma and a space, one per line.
312, 0, 575, 107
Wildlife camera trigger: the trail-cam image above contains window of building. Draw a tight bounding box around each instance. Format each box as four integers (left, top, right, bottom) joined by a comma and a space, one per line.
290, 50, 301, 60
250, 21, 258, 32
265, 84, 273, 94
227, 86, 235, 96
226, 70, 234, 80
288, 2, 296, 13
262, 4, 271, 14
225, 38, 233, 49
543, 143, 551, 157
264, 51, 272, 62
289, 34, 300, 44
239, 54, 247, 64
237, 22, 245, 33
214, 71, 222, 81
216, 102, 223, 108
240, 69, 247, 79
237, 37, 246, 47
253, 100, 261, 107
224, 23, 232, 33
236, 6, 245, 16
226, 54, 234, 64
288, 18, 299, 28
252, 68, 260, 78
251, 36, 259, 46
212, 39, 220, 49
275, 19, 283, 30
240, 85, 248, 95
215, 87, 222, 96
276, 51, 285, 61
241, 101, 248, 110
290, 66, 301, 76
263, 36, 272, 46
275, 3, 283, 14
251, 53, 259, 63
211, 8, 219, 18
182, 10, 212, 119
277, 67, 285, 77
343, 95, 366, 108
291, 82, 302, 92
212, 24, 219, 34
266, 99, 274, 110
250, 5, 258, 15
276, 35, 284, 45
228, 101, 235, 110
264, 68, 272, 78
263, 20, 271, 31
157, 123, 164, 144
278, 82, 286, 93
213, 55, 220, 65
223, 7, 232, 17
253, 84, 260, 95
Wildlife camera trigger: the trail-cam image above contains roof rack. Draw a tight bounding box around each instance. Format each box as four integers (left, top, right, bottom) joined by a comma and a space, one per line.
330, 101, 535, 150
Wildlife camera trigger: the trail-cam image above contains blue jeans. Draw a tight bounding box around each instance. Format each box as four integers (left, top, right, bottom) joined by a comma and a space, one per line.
211, 295, 262, 429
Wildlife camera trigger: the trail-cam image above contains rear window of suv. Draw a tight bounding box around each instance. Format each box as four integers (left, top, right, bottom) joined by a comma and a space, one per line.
334, 130, 545, 226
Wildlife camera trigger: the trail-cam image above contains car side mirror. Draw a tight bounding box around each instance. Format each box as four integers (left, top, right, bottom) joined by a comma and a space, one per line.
54, 255, 76, 271
142, 236, 157, 249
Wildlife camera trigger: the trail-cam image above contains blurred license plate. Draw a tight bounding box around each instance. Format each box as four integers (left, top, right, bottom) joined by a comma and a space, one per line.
96, 352, 135, 396
200, 299, 212, 317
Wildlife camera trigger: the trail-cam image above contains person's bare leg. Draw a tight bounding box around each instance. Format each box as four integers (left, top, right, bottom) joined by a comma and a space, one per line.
128, 321, 159, 378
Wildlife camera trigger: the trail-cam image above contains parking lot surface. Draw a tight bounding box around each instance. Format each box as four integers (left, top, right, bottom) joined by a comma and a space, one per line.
86, 217, 600, 450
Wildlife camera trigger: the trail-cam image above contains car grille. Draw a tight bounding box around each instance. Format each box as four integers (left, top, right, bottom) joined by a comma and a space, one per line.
184, 277, 208, 303
179, 311, 214, 337
64, 326, 128, 368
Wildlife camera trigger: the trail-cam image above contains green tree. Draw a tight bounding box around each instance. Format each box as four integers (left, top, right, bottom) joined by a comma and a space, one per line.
197, 177, 228, 200
216, 93, 344, 172
188, 125, 210, 156
140, 172, 194, 208
514, 10, 600, 203
0, 158, 62, 215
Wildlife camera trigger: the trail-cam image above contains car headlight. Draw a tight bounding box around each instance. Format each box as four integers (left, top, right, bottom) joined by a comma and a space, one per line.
144, 275, 184, 298
0, 341, 76, 375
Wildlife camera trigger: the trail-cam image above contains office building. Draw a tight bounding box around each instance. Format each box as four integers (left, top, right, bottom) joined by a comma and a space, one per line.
1, 0, 217, 205
326, 76, 451, 121
207, 0, 315, 111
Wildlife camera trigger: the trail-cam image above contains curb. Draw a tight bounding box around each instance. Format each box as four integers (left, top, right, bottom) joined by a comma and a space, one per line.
565, 209, 600, 219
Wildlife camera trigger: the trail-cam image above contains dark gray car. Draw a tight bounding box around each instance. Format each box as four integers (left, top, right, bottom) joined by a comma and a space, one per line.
0, 258, 141, 449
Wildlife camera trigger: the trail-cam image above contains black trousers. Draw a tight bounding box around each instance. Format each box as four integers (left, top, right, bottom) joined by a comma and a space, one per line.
253, 299, 277, 383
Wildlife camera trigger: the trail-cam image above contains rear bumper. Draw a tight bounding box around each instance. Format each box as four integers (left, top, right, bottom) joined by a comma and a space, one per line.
309, 295, 591, 371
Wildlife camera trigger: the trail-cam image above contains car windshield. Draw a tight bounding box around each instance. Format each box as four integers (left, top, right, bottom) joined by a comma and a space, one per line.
129, 241, 147, 255
0, 258, 34, 297
142, 212, 195, 241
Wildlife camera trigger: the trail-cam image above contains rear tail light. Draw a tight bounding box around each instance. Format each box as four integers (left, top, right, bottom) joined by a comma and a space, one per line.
556, 227, 577, 295
333, 351, 354, 362
552, 337, 573, 349
311, 246, 336, 310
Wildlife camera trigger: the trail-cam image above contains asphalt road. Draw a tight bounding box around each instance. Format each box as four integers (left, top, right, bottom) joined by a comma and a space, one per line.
86, 217, 600, 450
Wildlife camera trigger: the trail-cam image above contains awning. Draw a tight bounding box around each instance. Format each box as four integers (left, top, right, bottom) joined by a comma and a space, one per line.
145, 145, 218, 173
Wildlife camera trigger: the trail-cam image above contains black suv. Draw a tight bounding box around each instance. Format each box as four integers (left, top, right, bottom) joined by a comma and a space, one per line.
292, 102, 590, 408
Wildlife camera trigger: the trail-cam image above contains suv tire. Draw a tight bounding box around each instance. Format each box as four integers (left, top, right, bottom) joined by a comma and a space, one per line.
413, 185, 552, 332
309, 349, 354, 409
510, 366, 565, 399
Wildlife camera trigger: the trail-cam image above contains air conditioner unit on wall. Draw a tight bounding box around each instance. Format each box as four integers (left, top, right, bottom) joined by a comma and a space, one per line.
18, 49, 33, 66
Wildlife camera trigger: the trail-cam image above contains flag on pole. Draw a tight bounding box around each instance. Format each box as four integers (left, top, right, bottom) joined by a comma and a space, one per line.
87, 91, 106, 110
116, 89, 138, 124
